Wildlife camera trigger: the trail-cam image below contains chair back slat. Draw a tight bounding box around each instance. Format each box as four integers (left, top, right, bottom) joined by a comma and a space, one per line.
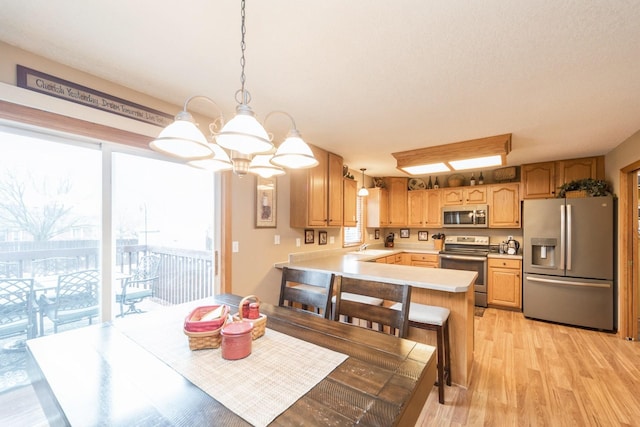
32, 257, 79, 277
278, 267, 335, 319
333, 276, 411, 337
0, 278, 35, 338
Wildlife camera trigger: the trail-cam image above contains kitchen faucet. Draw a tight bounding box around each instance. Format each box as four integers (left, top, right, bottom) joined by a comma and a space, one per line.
359, 243, 368, 251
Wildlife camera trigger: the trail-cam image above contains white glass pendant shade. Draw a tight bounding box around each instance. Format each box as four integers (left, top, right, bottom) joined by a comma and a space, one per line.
149, 112, 212, 159
248, 154, 286, 178
216, 104, 273, 155
358, 186, 369, 197
187, 144, 233, 172
358, 168, 368, 197
270, 130, 319, 169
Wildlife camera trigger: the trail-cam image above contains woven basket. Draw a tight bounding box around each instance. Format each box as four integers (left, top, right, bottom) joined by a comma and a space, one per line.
233, 295, 267, 340
565, 190, 588, 198
183, 305, 230, 350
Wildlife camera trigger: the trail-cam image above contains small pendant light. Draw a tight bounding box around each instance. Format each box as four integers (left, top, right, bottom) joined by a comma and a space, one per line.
358, 168, 369, 197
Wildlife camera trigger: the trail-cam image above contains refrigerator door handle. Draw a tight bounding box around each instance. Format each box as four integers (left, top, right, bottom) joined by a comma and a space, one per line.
566, 203, 572, 271
559, 205, 565, 270
526, 276, 611, 289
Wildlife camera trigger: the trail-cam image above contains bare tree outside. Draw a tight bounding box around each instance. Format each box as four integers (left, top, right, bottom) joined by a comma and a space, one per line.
0, 169, 85, 241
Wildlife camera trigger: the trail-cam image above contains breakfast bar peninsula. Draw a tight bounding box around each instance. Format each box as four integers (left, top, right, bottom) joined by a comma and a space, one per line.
280, 249, 477, 387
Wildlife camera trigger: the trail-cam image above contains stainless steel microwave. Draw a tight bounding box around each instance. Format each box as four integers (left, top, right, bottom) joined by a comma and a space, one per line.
442, 205, 488, 228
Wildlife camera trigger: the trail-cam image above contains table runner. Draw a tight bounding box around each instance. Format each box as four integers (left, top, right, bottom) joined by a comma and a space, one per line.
115, 305, 348, 426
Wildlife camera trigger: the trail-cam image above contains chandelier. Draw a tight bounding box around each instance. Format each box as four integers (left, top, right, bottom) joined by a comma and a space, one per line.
149, 0, 318, 178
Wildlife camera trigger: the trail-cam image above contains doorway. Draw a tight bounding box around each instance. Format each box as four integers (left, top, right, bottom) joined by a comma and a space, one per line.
620, 164, 640, 340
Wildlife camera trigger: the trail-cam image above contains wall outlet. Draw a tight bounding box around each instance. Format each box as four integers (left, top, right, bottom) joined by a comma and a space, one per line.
296, 238, 301, 247
329, 236, 335, 244
232, 241, 239, 253
274, 235, 280, 245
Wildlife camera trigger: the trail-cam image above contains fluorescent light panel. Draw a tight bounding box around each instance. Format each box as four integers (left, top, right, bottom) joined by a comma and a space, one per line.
401, 163, 450, 174
392, 134, 511, 176
449, 155, 503, 171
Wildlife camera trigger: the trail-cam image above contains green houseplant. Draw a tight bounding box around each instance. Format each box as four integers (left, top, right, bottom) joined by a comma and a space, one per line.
557, 178, 613, 198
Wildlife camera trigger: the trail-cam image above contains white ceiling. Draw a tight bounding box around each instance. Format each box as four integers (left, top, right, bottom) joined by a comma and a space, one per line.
1, 1, 639, 177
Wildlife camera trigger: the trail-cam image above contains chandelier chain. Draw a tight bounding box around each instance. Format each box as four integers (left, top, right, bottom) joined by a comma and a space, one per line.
239, 0, 248, 104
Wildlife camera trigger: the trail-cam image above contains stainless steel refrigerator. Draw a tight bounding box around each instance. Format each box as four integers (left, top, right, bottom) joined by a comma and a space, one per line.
523, 196, 615, 331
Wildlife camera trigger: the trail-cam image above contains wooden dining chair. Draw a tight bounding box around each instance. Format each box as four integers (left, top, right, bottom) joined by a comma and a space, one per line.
278, 267, 335, 319
333, 276, 411, 337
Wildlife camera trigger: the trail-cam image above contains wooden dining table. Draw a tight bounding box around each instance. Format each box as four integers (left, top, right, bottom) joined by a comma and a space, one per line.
26, 294, 436, 426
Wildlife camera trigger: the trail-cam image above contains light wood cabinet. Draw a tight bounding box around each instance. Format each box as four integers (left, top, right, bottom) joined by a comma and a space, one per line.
290, 145, 344, 228
521, 161, 555, 199
383, 253, 402, 264
387, 177, 408, 226
521, 156, 604, 199
327, 152, 344, 226
442, 186, 487, 205
366, 187, 389, 228
488, 183, 520, 228
343, 178, 357, 227
488, 258, 522, 309
407, 253, 439, 268
408, 189, 442, 227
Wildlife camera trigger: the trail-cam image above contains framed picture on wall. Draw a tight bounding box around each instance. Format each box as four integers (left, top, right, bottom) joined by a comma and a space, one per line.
319, 231, 327, 245
400, 228, 410, 238
374, 229, 380, 239
305, 229, 314, 244
418, 231, 429, 241
256, 176, 277, 228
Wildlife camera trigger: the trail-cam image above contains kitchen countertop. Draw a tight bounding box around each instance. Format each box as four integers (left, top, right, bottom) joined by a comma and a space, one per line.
278, 248, 477, 293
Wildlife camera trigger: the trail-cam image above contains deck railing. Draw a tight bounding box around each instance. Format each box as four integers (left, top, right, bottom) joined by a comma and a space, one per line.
0, 240, 213, 306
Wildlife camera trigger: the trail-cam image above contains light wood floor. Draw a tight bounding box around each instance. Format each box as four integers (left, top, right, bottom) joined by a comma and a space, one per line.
2, 308, 639, 426
417, 308, 640, 426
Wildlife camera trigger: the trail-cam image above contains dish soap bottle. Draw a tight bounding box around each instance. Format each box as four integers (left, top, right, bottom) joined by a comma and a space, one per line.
478, 171, 484, 185
470, 173, 476, 186
434, 177, 440, 189
427, 176, 433, 189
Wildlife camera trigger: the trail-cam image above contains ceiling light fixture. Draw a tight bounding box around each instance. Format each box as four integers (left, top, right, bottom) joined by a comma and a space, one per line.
149, 0, 318, 178
392, 134, 512, 176
358, 168, 369, 197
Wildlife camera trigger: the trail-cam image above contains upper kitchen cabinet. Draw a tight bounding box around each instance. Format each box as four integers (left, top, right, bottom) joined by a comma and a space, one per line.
290, 145, 344, 228
387, 177, 408, 227
521, 156, 604, 199
488, 183, 520, 228
408, 189, 442, 227
442, 186, 487, 206
366, 187, 389, 228
343, 177, 357, 227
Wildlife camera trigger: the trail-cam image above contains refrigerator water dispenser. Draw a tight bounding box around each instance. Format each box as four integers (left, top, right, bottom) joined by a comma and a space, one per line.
531, 238, 556, 268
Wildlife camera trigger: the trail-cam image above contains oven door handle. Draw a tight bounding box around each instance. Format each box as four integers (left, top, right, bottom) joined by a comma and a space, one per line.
439, 254, 487, 261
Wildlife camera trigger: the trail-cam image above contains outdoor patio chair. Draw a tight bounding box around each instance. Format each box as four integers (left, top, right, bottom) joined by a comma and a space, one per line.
0, 261, 22, 278
115, 254, 160, 317
0, 278, 36, 340
31, 257, 79, 278
38, 269, 100, 335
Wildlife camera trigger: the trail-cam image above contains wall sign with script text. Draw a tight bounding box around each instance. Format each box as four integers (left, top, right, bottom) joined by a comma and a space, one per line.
16, 65, 173, 127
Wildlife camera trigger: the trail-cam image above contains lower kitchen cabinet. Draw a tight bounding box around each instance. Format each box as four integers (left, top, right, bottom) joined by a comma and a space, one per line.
487, 258, 522, 309
406, 253, 439, 268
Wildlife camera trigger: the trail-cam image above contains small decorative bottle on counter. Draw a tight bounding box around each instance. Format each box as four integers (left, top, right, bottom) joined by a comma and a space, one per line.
427, 176, 433, 189
478, 171, 484, 185
470, 173, 476, 186
433, 177, 440, 189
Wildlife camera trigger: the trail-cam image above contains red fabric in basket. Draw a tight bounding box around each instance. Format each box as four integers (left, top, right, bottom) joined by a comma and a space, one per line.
184, 305, 229, 332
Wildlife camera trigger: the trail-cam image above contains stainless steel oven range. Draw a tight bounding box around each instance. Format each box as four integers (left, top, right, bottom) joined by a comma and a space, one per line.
439, 235, 489, 307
